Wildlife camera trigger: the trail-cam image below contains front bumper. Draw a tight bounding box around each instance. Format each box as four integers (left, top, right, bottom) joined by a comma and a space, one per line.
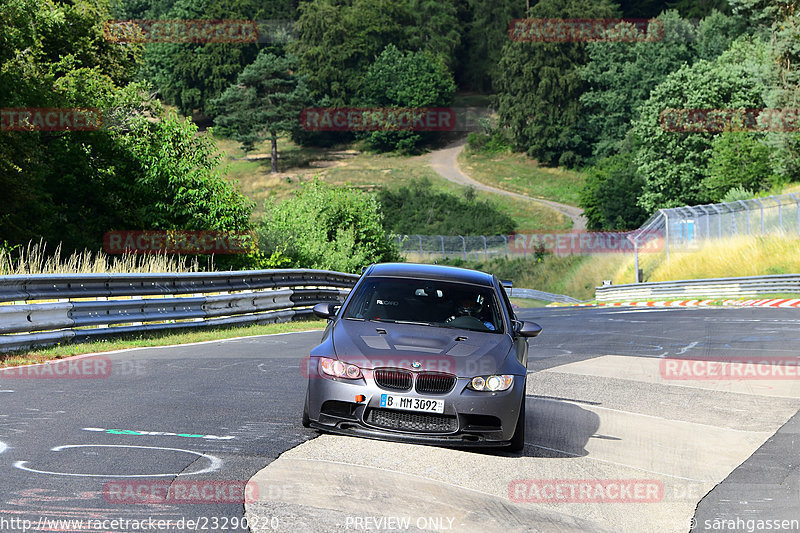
305, 364, 525, 448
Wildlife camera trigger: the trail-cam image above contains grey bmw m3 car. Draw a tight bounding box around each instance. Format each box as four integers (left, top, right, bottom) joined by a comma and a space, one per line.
302, 263, 542, 451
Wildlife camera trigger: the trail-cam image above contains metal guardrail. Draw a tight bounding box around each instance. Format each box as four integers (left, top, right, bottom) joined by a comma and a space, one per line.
0, 269, 360, 353
595, 274, 800, 302
508, 287, 583, 304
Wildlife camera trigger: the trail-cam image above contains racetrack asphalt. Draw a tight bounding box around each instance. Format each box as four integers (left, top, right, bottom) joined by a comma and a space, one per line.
0, 308, 798, 532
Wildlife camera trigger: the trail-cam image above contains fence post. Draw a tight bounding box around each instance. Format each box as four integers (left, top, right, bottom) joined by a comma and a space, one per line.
502, 235, 508, 258
482, 236, 488, 259
772, 195, 783, 231
664, 210, 669, 261
737, 200, 750, 235
440, 235, 445, 258
755, 198, 765, 234
459, 235, 466, 260
789, 193, 800, 234
711, 204, 722, 239
418, 235, 423, 257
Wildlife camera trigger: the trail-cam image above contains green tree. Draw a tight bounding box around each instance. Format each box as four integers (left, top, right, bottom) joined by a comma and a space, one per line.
117, 111, 253, 232
290, 0, 415, 104
212, 51, 310, 172
580, 11, 696, 160
493, 0, 620, 167
141, 0, 283, 118
457, 0, 524, 91
633, 38, 775, 212
704, 133, 777, 201
579, 152, 647, 230
258, 180, 401, 272
358, 44, 456, 152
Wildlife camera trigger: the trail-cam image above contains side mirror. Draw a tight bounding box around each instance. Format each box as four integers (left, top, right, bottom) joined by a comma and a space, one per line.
312, 302, 340, 319
517, 321, 542, 338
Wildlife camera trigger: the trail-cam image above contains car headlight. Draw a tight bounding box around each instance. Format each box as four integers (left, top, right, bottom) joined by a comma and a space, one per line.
468, 374, 513, 391
319, 357, 363, 379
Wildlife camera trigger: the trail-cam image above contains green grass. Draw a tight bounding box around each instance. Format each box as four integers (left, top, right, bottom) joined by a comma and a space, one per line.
1, 319, 326, 364
509, 297, 551, 308
458, 149, 586, 209
218, 135, 570, 230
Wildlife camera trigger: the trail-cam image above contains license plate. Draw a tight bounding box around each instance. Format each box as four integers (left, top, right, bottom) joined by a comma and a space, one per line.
380, 394, 444, 414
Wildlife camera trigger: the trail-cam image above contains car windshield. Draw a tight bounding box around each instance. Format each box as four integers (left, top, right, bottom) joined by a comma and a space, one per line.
342, 276, 504, 333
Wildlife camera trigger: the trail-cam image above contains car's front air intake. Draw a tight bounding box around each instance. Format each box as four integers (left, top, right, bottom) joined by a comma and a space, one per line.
374, 368, 413, 391
415, 372, 456, 394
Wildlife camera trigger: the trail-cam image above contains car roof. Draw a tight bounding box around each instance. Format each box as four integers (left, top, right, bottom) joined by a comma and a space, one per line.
363, 263, 495, 287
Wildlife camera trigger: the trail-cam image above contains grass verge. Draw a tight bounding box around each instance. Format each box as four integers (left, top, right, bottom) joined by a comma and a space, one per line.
219, 136, 569, 230
0, 319, 326, 366
458, 149, 585, 209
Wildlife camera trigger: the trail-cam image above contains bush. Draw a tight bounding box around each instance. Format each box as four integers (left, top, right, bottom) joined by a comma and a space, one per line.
257, 180, 400, 273
579, 152, 647, 230
704, 133, 777, 201
377, 178, 516, 235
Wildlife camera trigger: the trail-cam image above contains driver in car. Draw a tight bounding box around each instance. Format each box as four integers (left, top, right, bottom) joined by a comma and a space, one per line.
454, 295, 495, 331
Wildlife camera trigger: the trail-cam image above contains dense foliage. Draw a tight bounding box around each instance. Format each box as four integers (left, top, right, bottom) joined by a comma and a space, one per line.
4, 0, 800, 259
377, 179, 516, 235
257, 180, 401, 273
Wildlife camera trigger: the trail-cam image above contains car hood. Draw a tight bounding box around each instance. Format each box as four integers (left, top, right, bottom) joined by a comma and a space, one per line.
331, 319, 512, 377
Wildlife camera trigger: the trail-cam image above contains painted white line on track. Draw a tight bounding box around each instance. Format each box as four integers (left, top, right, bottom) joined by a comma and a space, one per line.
14, 444, 222, 477
677, 341, 699, 355
0, 329, 324, 372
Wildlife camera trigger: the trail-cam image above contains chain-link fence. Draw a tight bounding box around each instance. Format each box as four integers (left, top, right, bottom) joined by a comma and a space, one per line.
395, 193, 800, 261
635, 193, 800, 258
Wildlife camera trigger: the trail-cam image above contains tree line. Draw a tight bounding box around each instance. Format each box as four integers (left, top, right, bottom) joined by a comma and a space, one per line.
1, 0, 796, 272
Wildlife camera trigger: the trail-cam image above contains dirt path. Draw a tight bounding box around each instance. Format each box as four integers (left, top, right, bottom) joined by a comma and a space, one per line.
428, 139, 587, 229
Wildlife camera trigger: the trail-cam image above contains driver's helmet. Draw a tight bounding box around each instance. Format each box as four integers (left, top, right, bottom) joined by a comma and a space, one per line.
457, 295, 482, 317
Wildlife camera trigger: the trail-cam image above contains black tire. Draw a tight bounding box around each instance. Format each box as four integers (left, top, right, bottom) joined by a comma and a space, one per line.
508, 396, 526, 452
301, 390, 311, 428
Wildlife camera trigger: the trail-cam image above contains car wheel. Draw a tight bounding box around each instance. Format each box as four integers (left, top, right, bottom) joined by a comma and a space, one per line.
508, 396, 525, 452
302, 390, 311, 428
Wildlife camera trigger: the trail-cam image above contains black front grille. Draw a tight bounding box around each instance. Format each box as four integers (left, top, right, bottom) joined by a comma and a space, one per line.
415, 373, 456, 394
367, 409, 457, 433
374, 369, 412, 391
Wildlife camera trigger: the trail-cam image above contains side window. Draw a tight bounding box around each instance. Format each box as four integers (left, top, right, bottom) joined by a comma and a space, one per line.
498, 282, 516, 324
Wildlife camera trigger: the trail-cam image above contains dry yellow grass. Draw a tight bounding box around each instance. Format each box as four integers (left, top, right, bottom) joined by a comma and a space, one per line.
0, 240, 201, 275
597, 234, 800, 286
